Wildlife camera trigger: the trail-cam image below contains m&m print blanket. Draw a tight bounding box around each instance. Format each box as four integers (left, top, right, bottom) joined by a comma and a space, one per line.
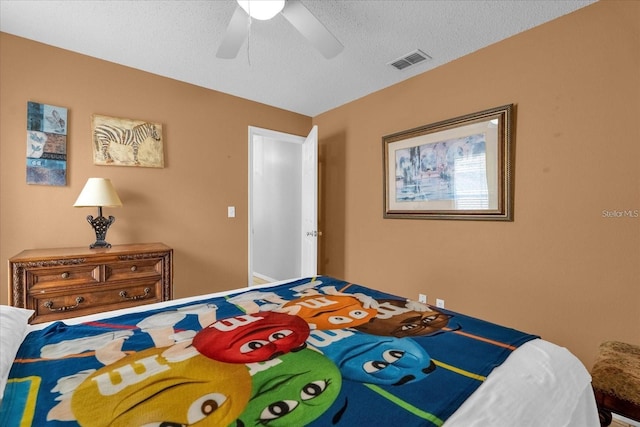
1, 276, 537, 426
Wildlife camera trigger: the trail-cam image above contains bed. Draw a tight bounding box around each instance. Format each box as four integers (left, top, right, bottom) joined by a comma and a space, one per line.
0, 275, 599, 426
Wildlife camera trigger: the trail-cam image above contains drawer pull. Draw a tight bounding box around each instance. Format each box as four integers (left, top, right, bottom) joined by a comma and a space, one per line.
130, 265, 138, 272
61, 272, 70, 279
119, 287, 151, 301
44, 296, 84, 312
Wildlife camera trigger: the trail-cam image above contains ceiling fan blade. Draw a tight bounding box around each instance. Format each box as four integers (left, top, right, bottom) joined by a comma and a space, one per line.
217, 6, 250, 59
281, 0, 344, 59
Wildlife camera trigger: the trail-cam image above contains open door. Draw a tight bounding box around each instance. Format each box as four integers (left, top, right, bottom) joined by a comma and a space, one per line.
301, 126, 318, 277
249, 126, 318, 285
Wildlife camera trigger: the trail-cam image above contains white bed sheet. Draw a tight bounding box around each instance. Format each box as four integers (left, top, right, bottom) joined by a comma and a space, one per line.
23, 281, 600, 426
444, 339, 599, 426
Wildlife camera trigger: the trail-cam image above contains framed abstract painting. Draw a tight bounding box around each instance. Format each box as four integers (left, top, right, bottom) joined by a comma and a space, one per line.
383, 104, 515, 221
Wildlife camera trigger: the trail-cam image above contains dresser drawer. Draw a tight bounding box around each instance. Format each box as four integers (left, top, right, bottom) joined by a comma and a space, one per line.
105, 258, 162, 282
27, 264, 101, 291
30, 281, 163, 323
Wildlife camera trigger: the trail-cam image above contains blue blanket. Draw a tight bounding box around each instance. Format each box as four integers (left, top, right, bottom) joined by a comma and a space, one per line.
1, 276, 537, 426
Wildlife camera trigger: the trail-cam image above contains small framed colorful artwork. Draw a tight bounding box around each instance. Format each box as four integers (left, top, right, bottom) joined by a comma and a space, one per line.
26, 101, 68, 186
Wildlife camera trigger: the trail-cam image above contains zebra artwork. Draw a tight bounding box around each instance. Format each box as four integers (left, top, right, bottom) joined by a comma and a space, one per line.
93, 121, 161, 166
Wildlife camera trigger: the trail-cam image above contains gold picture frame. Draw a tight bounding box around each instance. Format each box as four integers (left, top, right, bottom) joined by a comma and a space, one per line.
383, 104, 514, 221
92, 114, 164, 168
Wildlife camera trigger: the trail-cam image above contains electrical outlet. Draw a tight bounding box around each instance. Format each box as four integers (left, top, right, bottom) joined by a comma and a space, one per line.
418, 294, 427, 304
436, 298, 445, 308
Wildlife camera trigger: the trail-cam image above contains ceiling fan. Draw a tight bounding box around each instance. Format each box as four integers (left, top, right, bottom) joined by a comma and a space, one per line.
217, 0, 344, 59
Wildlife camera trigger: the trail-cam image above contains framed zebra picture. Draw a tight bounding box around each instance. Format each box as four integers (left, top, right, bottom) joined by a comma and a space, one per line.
91, 114, 164, 168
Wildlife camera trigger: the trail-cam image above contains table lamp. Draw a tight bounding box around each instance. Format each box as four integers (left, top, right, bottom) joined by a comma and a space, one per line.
73, 178, 122, 248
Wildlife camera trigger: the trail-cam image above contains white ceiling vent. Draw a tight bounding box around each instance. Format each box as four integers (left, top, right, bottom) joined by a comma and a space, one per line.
388, 49, 432, 71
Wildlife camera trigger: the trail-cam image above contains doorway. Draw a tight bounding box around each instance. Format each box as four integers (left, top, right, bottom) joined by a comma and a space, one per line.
248, 126, 318, 285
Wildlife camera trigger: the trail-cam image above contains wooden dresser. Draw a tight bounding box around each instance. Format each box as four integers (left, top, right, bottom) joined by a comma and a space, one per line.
8, 242, 172, 324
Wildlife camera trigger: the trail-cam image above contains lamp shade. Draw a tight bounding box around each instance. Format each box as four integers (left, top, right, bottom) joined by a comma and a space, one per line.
237, 0, 284, 20
73, 178, 122, 207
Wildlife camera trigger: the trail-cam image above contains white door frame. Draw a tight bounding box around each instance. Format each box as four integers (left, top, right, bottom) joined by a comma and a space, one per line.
248, 126, 318, 285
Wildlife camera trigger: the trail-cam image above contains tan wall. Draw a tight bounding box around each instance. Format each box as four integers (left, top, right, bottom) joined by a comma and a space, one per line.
314, 0, 639, 366
0, 33, 312, 302
1, 0, 638, 367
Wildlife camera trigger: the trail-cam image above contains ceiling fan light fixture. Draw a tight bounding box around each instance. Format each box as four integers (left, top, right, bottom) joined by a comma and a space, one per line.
237, 0, 285, 20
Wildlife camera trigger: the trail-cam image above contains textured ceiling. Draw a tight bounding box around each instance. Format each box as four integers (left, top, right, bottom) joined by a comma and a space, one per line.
0, 0, 596, 116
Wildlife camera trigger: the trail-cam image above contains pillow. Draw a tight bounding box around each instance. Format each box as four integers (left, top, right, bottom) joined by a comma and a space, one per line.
0, 305, 34, 400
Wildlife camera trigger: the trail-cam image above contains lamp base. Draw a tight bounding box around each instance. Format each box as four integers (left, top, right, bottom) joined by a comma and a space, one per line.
90, 240, 112, 249
86, 209, 116, 249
